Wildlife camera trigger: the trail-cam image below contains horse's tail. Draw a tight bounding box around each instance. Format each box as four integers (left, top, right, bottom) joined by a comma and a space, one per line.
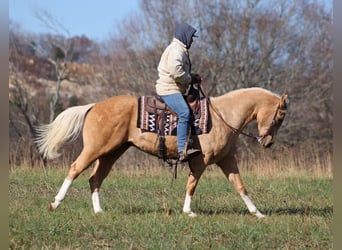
35, 103, 95, 160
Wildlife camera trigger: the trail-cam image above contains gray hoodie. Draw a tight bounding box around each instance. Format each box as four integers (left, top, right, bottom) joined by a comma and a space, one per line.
174, 22, 198, 49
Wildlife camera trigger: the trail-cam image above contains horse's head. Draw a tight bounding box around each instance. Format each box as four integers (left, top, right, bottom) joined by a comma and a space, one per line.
256, 93, 288, 148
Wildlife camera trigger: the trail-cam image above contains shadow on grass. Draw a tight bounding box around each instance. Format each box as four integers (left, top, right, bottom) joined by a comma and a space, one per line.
266, 206, 333, 217
117, 205, 333, 217
196, 206, 333, 217
121, 206, 250, 216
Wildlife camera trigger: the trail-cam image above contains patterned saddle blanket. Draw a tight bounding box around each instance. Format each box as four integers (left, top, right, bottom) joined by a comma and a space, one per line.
137, 95, 210, 136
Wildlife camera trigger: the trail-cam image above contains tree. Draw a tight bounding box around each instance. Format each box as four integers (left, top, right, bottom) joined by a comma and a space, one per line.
9, 18, 98, 166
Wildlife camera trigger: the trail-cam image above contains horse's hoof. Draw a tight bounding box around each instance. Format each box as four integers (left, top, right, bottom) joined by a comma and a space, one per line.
188, 212, 197, 217
48, 203, 55, 211
254, 210, 266, 219
184, 211, 197, 217
49, 201, 61, 211
94, 209, 104, 214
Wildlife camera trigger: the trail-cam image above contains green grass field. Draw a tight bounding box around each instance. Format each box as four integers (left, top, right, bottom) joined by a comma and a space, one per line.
9, 166, 332, 249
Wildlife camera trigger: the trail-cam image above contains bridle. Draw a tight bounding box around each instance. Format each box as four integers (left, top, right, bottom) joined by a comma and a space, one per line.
198, 84, 282, 144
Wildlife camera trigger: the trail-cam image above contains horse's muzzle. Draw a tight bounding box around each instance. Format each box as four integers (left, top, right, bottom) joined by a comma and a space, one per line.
258, 135, 274, 148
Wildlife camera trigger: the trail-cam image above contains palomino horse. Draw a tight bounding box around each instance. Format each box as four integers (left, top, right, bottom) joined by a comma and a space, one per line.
35, 87, 288, 218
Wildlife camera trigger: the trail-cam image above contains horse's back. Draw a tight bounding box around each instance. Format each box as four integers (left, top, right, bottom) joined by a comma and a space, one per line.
89, 95, 137, 117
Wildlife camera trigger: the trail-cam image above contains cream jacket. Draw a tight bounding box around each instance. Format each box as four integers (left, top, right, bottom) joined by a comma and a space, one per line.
155, 38, 192, 96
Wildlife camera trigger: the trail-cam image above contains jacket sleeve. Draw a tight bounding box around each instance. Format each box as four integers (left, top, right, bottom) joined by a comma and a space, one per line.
168, 48, 192, 85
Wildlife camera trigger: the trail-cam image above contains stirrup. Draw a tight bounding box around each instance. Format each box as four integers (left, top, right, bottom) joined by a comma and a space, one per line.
178, 149, 201, 162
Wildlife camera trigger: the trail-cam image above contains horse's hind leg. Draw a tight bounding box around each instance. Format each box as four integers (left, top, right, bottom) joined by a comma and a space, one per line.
49, 149, 97, 211
89, 144, 130, 213
217, 156, 265, 218
88, 157, 114, 214
182, 158, 206, 217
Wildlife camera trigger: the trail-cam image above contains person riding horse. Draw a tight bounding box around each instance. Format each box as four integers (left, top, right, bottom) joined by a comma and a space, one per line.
155, 22, 202, 162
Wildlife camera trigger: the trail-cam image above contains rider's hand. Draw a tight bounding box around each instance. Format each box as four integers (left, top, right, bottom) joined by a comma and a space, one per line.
190, 73, 202, 84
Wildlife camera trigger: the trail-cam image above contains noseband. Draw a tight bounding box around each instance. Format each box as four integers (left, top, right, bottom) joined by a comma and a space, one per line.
255, 104, 282, 144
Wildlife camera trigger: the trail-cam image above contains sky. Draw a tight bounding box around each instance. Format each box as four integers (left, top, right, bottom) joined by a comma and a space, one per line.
9, 0, 333, 42
9, 0, 140, 41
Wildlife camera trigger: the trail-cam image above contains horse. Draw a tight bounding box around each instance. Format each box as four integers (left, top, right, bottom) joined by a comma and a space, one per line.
35, 87, 288, 218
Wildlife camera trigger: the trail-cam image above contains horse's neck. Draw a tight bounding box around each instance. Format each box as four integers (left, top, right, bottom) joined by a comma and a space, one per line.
211, 91, 260, 129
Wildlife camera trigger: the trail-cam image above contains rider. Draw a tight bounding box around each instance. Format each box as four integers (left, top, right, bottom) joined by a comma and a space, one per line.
155, 22, 202, 162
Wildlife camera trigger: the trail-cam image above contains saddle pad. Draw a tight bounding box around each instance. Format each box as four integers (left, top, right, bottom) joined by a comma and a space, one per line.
137, 96, 210, 136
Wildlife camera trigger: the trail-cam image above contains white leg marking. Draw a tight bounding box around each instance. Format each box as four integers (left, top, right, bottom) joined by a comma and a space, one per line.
240, 192, 266, 218
50, 178, 73, 210
92, 191, 104, 213
183, 193, 197, 217
183, 192, 192, 213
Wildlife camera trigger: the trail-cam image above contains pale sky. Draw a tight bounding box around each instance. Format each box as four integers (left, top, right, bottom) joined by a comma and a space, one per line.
9, 0, 140, 41
9, 0, 332, 42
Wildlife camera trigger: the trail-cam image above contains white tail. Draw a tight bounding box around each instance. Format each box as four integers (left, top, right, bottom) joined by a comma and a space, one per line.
35, 103, 95, 159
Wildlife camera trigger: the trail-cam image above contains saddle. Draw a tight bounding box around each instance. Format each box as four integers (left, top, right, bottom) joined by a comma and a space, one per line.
137, 84, 211, 160
144, 95, 175, 116
137, 84, 210, 135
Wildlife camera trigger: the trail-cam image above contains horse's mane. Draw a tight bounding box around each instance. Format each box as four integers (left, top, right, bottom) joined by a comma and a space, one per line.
227, 87, 278, 97
212, 87, 279, 102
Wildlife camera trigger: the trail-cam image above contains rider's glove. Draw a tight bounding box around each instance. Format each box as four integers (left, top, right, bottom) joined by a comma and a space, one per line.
190, 73, 202, 84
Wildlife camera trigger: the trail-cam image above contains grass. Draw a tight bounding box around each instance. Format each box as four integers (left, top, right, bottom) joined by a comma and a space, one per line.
9, 164, 332, 249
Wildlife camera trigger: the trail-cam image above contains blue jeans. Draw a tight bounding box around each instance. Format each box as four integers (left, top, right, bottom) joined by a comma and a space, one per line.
160, 93, 190, 153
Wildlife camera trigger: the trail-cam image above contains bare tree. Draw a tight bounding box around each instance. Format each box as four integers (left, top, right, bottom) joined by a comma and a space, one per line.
30, 9, 77, 122
9, 44, 48, 166
9, 18, 98, 166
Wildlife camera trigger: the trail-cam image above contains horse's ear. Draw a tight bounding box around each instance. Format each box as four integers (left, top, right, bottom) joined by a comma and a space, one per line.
279, 94, 288, 109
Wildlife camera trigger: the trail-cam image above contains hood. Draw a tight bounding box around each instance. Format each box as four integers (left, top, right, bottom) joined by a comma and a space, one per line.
174, 22, 197, 49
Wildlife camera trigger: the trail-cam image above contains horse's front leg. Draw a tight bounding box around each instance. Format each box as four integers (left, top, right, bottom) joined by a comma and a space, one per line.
182, 159, 206, 217
217, 156, 265, 218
